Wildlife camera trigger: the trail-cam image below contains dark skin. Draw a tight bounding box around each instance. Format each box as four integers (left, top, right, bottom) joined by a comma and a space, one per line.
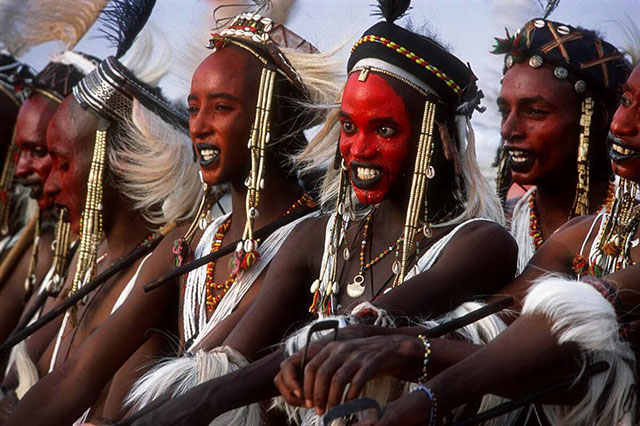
179, 46, 309, 350
0, 93, 18, 171
0, 93, 57, 380
115, 70, 517, 426
3, 96, 180, 425
278, 66, 640, 426
499, 64, 611, 240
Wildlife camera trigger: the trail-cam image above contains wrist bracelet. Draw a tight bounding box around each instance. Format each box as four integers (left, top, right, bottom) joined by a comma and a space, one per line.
417, 333, 431, 383
414, 384, 438, 426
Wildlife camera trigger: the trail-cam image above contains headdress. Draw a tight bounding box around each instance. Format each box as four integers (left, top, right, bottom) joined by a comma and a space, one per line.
183, 8, 335, 272
70, 0, 201, 300
308, 0, 501, 315
492, 18, 630, 215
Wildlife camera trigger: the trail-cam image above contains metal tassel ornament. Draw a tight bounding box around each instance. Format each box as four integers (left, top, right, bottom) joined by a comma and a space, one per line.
393, 99, 437, 287
570, 97, 594, 218
49, 207, 72, 295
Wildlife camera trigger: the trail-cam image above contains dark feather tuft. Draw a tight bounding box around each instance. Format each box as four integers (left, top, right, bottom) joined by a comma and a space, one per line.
372, 0, 411, 23
99, 0, 157, 58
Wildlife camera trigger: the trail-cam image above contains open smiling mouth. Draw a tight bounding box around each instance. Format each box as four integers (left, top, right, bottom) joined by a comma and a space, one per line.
608, 134, 640, 163
196, 143, 220, 167
506, 147, 535, 172
350, 162, 383, 189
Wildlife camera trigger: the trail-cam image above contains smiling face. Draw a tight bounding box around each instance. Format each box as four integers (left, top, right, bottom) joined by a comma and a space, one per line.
609, 65, 640, 183
339, 72, 412, 204
14, 93, 57, 209
188, 47, 260, 186
497, 63, 582, 186
44, 96, 97, 233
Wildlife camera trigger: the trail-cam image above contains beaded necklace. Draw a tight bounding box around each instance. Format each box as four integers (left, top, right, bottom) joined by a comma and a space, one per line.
529, 181, 616, 250
346, 207, 423, 299
204, 193, 313, 312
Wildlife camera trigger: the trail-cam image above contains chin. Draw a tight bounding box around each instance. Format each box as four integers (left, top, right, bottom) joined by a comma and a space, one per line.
353, 187, 387, 205
612, 162, 640, 184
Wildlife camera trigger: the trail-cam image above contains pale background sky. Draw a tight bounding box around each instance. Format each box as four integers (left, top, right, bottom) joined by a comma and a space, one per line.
20, 0, 640, 178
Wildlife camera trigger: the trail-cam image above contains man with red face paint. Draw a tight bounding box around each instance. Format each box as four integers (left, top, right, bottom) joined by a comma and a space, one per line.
2, 2, 203, 424
493, 19, 630, 273
0, 56, 100, 382
281, 63, 640, 426
115, 2, 516, 426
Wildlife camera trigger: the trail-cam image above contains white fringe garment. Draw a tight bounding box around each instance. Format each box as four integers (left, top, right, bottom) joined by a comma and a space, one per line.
522, 276, 637, 426
125, 346, 261, 426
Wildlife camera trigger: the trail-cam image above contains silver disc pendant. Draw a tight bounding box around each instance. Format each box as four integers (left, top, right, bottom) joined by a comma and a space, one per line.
347, 274, 366, 298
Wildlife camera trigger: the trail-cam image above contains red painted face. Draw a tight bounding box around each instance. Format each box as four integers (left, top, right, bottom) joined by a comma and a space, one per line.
498, 63, 582, 186
14, 94, 57, 209
44, 96, 97, 234
188, 47, 260, 186
339, 72, 412, 204
609, 66, 640, 183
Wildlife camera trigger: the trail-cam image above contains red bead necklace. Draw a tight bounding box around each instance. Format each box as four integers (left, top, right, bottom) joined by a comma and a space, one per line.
204, 193, 313, 312
529, 182, 616, 251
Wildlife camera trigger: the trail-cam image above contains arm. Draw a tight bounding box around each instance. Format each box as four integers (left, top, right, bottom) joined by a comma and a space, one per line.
222, 217, 325, 360
373, 221, 518, 319
4, 243, 178, 426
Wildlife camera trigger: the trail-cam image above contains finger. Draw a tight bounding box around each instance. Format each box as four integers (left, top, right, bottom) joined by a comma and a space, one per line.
345, 362, 377, 401
326, 361, 360, 408
302, 344, 333, 408
274, 369, 305, 406
277, 353, 305, 402
311, 347, 352, 414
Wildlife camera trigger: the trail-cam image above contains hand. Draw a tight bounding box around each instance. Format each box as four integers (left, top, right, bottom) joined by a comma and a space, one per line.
351, 390, 434, 426
274, 334, 422, 415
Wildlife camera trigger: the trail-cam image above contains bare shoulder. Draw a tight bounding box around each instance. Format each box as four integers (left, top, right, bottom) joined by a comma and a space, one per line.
546, 214, 599, 252
449, 218, 516, 249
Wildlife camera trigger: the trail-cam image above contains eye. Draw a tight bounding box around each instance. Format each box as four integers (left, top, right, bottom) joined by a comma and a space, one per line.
58, 162, 69, 172
187, 105, 199, 115
215, 103, 233, 112
33, 147, 47, 158
526, 107, 549, 118
341, 121, 357, 134
620, 94, 633, 107
377, 126, 396, 138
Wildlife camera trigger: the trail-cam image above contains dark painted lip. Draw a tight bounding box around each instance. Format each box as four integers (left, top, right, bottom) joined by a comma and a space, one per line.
505, 146, 535, 174
196, 142, 220, 167
608, 134, 640, 163
349, 161, 383, 189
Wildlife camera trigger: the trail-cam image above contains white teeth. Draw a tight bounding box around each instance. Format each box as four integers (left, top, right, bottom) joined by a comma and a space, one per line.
199, 147, 220, 162
611, 144, 635, 156
509, 149, 531, 163
355, 167, 381, 180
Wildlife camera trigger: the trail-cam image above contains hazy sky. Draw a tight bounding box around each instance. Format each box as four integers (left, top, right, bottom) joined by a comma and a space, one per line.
20, 0, 640, 176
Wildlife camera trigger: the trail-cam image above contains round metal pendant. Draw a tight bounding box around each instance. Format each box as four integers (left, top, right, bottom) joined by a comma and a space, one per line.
249, 207, 259, 219
574, 80, 587, 94
529, 55, 543, 68
423, 224, 433, 238
554, 66, 568, 79
505, 54, 514, 69
347, 274, 366, 298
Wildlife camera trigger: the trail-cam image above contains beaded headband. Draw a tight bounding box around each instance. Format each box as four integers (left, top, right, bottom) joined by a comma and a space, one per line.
73, 56, 188, 131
